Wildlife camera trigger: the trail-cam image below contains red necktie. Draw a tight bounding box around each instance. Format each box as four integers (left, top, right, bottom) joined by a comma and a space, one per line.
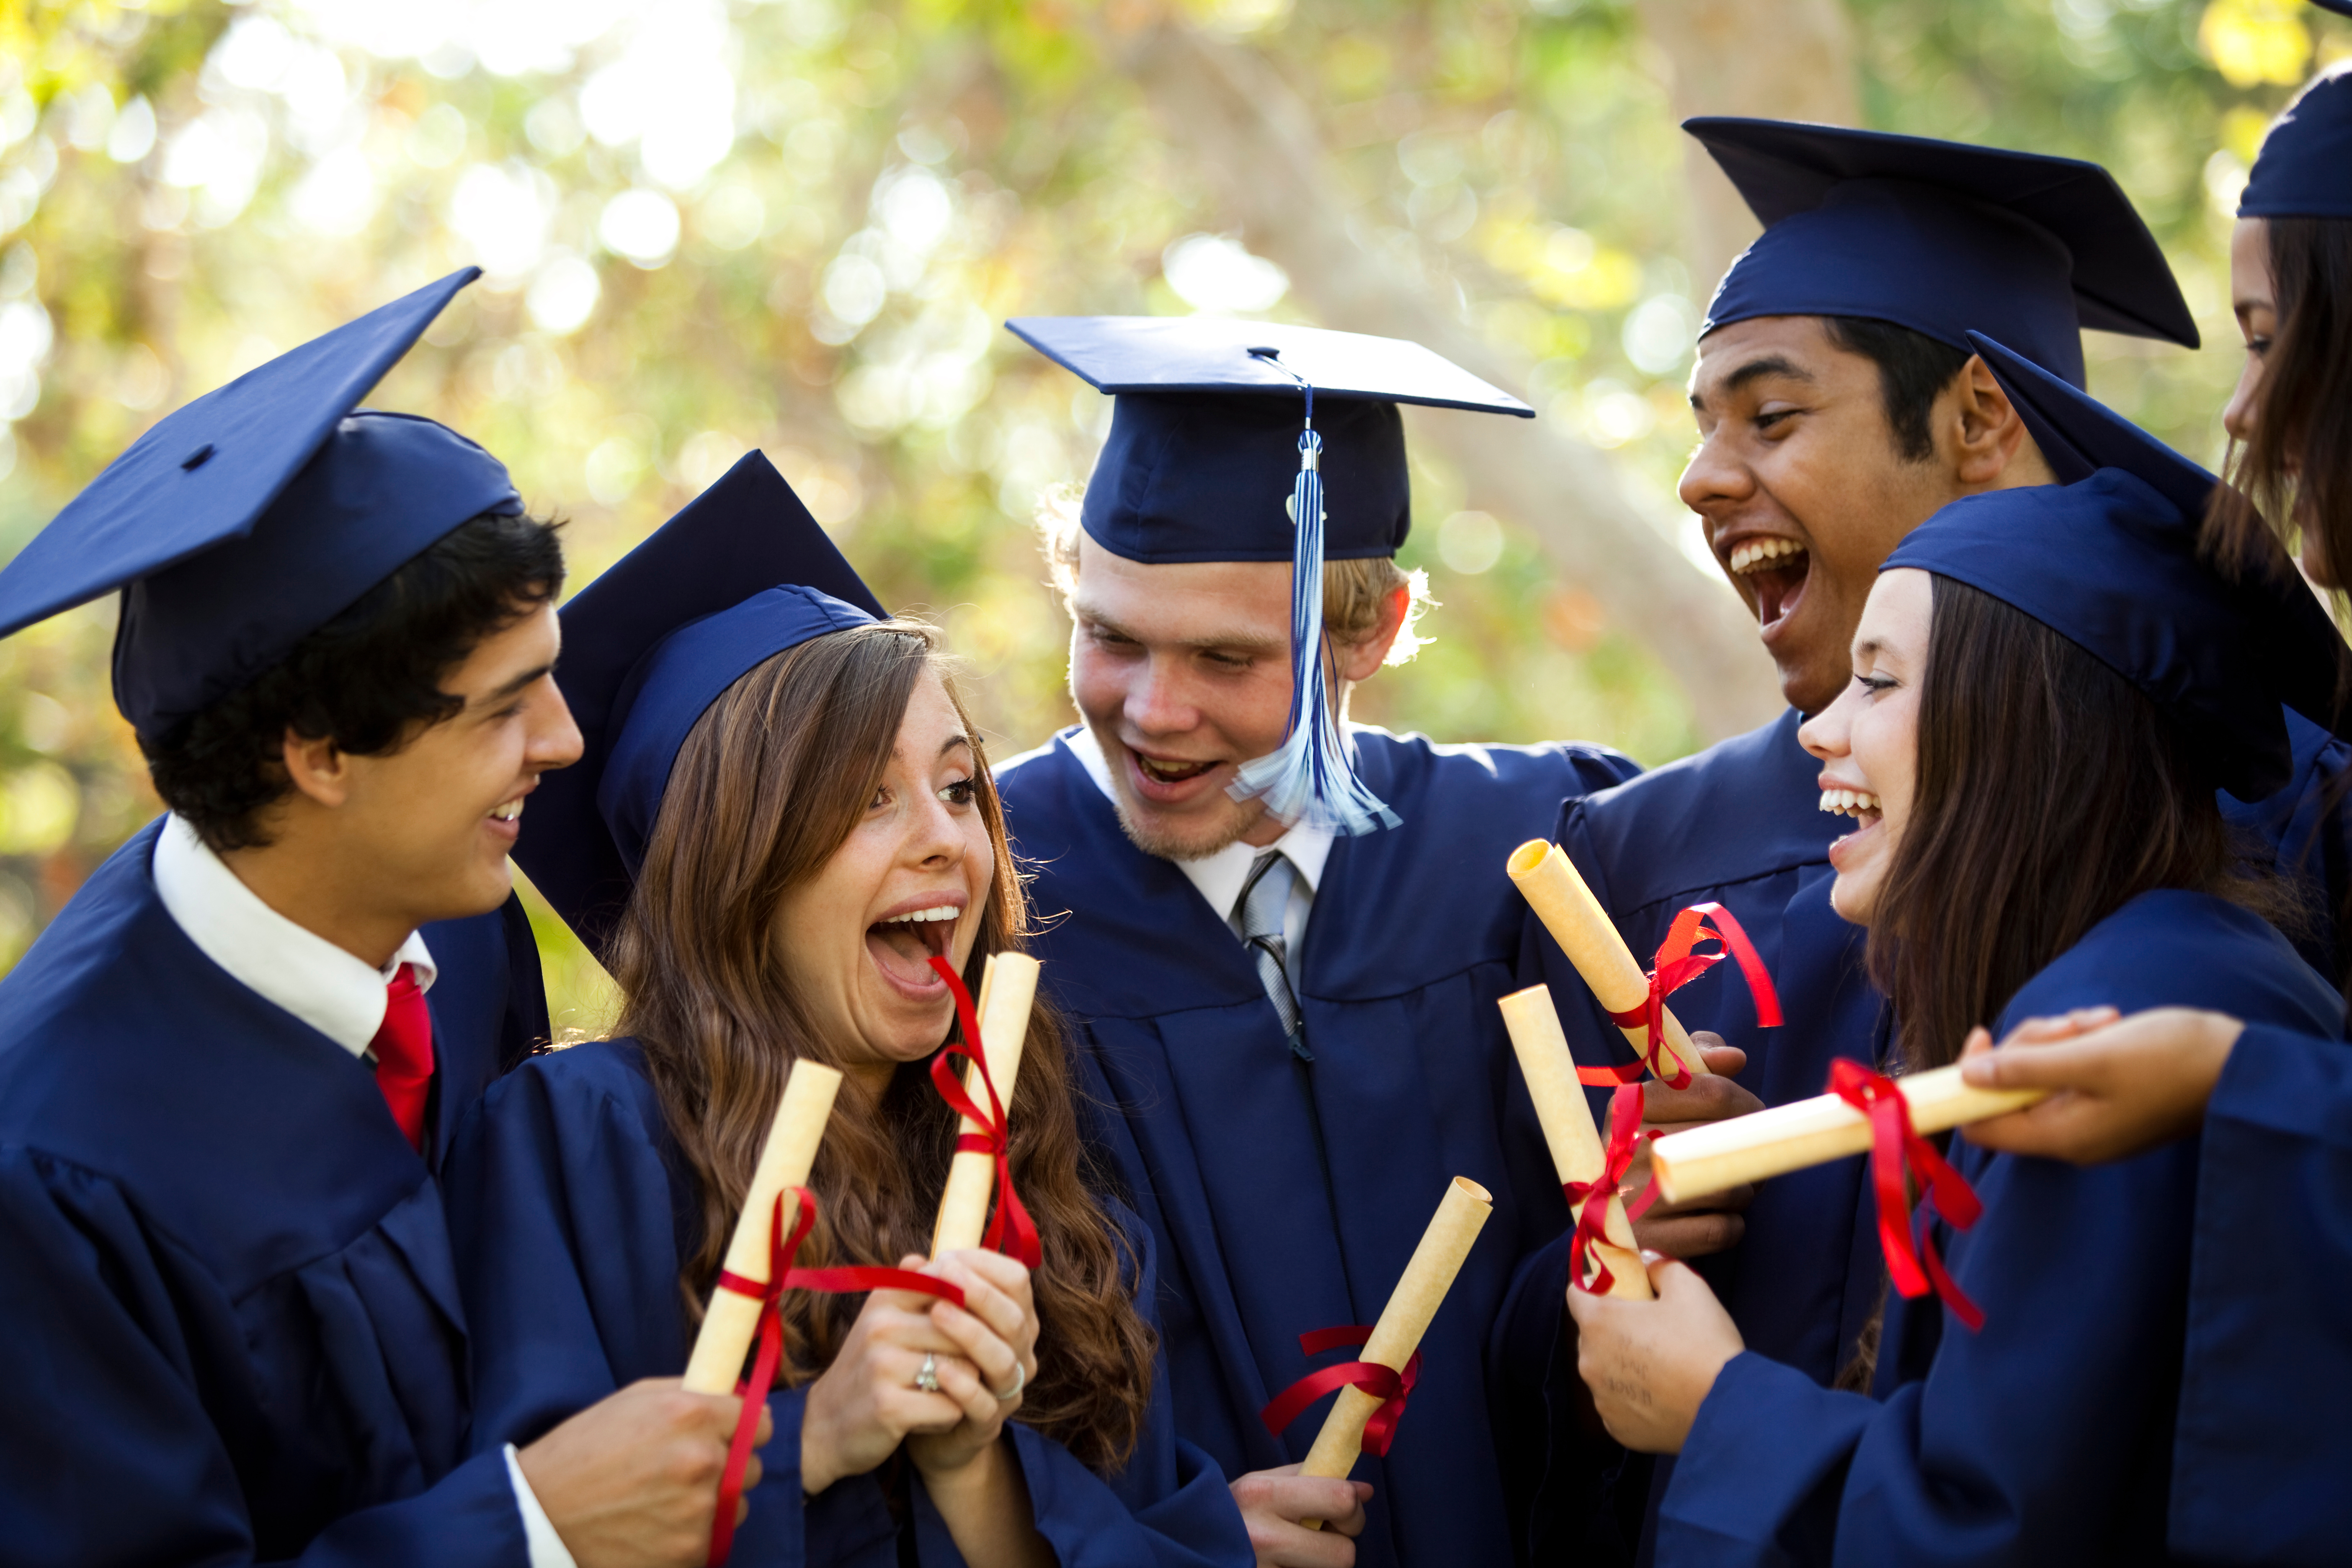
371, 963, 434, 1152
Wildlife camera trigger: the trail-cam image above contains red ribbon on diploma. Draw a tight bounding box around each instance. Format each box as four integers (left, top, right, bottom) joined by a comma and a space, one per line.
706, 1188, 965, 1566
1561, 1082, 1663, 1296
1827, 1059, 1985, 1333
1588, 902, 1782, 1090
1257, 1326, 1426, 1457
926, 955, 1044, 1271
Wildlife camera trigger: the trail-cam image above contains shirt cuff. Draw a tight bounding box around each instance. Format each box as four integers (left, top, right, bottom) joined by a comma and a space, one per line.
503, 1444, 580, 1568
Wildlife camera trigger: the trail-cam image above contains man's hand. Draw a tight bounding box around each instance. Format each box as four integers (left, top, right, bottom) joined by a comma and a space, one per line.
1565, 1254, 1743, 1455
517, 1377, 768, 1568
1625, 1039, 1761, 1258
1228, 1465, 1373, 1568
1959, 1006, 2243, 1164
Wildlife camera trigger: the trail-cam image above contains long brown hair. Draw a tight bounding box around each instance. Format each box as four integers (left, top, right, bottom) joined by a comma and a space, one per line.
606, 619, 1153, 1471
1866, 577, 2256, 1074
2206, 211, 2352, 600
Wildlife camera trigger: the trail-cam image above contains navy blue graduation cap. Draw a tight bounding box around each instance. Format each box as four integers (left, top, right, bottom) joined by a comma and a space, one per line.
1006, 314, 1531, 835
1689, 118, 2199, 389
0, 268, 521, 742
2241, 64, 2352, 219
1880, 331, 2349, 802
514, 449, 884, 955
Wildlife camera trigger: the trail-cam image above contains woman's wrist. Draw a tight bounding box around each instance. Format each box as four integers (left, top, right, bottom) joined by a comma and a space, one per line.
799, 1376, 844, 1496
909, 1426, 1006, 1485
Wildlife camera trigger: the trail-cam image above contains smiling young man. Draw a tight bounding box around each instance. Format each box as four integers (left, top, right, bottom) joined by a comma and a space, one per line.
0, 273, 767, 1568
984, 317, 1659, 1568
1496, 121, 2205, 1560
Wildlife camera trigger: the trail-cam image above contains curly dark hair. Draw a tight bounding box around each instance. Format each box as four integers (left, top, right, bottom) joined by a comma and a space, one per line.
142, 510, 565, 851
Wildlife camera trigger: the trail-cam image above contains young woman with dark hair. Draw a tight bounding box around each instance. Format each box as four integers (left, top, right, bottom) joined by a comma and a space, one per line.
1560, 443, 2344, 1563
443, 466, 1252, 1568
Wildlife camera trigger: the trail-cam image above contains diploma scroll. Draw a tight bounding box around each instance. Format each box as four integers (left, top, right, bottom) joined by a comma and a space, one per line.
1498, 985, 1650, 1299
1507, 840, 1710, 1082
681, 1058, 846, 1395
930, 952, 1042, 1255
1650, 1062, 2045, 1204
1298, 1176, 1493, 1523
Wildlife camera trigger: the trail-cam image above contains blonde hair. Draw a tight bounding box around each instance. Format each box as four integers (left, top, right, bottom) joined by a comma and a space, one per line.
1034, 483, 1433, 664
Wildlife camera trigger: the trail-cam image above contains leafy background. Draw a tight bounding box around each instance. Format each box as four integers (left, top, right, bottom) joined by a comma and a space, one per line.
0, 0, 2340, 1031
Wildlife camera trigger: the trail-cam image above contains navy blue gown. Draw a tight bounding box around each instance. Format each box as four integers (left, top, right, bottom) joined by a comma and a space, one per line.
0, 816, 552, 1566
443, 1036, 1253, 1568
995, 725, 1642, 1568
2167, 1022, 2352, 1566
1654, 889, 2342, 1567
1500, 706, 2352, 1559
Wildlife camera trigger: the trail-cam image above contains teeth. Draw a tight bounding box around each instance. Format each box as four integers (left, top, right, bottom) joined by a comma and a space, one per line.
1728, 537, 1808, 575
1139, 756, 1205, 779
489, 800, 524, 822
881, 905, 961, 924
1818, 789, 1882, 819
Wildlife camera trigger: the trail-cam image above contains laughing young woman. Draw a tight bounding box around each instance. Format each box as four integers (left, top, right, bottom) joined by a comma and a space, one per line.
1561, 369, 2347, 1565
442, 460, 1251, 1568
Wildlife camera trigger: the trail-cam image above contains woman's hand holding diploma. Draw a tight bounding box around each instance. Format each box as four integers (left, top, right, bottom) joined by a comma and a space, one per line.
1959, 1006, 2244, 1164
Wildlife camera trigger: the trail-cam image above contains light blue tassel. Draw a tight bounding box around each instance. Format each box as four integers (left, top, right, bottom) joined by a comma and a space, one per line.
1229, 381, 1401, 836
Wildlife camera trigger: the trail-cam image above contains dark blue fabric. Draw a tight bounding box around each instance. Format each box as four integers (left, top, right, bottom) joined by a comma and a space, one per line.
2170, 1022, 2352, 1566
0, 818, 537, 1565
0, 268, 520, 741
1686, 119, 2198, 387
1501, 710, 2352, 1563
996, 726, 1641, 1568
516, 451, 882, 955
1005, 315, 1530, 564
443, 1035, 1251, 1567
1657, 890, 2342, 1567
2240, 67, 2352, 219
1936, 332, 2351, 797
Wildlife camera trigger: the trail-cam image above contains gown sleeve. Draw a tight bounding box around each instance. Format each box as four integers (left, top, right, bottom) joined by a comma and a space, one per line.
905, 1202, 1253, 1567
1658, 1140, 2199, 1568
2169, 1023, 2352, 1566
443, 1054, 900, 1567
0, 1147, 529, 1568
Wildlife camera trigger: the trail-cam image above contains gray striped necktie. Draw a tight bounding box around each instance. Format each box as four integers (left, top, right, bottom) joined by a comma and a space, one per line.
1238, 848, 1309, 1060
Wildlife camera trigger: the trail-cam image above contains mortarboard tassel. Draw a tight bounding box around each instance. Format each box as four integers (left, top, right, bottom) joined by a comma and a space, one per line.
1230, 371, 1401, 835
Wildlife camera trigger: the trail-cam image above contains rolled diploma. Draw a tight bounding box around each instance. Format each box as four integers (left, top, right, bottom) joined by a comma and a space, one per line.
681, 1058, 846, 1395
1297, 1176, 1493, 1517
1498, 985, 1650, 1300
930, 952, 1043, 1255
1507, 840, 1709, 1081
1650, 1062, 2048, 1204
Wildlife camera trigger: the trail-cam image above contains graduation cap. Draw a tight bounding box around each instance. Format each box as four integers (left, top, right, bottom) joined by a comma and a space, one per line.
0, 268, 521, 742
2240, 63, 2352, 220
1688, 118, 2198, 389
513, 449, 885, 955
1007, 315, 1531, 835
1879, 331, 2348, 802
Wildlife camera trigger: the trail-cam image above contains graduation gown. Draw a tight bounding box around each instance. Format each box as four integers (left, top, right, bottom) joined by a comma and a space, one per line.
442, 1036, 1253, 1568
2167, 1022, 2352, 1566
0, 816, 551, 1566
995, 725, 1642, 1568
1655, 889, 2343, 1568
1500, 707, 2352, 1560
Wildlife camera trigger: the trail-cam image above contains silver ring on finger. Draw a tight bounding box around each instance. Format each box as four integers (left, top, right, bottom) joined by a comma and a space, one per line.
991, 1360, 1027, 1401
913, 1352, 941, 1394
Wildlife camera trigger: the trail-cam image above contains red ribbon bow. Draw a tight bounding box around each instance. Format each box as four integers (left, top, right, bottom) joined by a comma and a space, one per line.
705, 1188, 965, 1566
1827, 1059, 1985, 1334
1589, 902, 1782, 1091
926, 955, 1044, 1272
1560, 1082, 1663, 1296
1257, 1326, 1425, 1458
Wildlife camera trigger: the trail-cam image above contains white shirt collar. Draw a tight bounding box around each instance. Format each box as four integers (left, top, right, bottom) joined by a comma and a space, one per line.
151, 813, 437, 1058
1063, 726, 1334, 921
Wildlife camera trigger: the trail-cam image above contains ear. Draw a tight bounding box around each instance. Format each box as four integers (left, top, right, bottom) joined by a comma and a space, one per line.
1333, 584, 1411, 684
1950, 354, 2036, 487
280, 728, 356, 810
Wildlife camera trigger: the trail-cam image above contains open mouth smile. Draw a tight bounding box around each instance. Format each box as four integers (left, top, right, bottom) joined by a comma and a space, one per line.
1725, 535, 1812, 636
866, 900, 964, 995
1126, 746, 1227, 801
